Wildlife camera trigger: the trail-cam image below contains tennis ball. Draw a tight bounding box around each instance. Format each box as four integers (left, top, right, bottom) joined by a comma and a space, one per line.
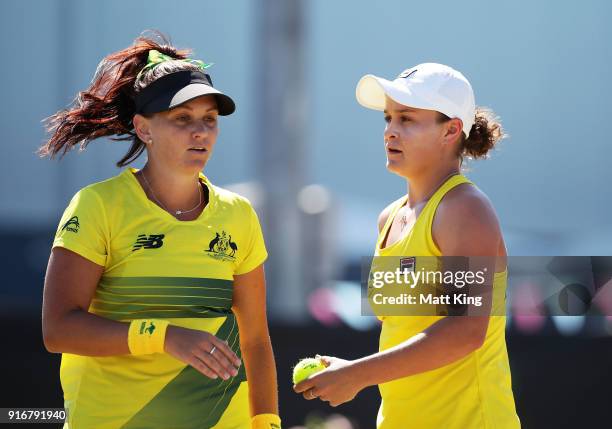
292, 357, 326, 385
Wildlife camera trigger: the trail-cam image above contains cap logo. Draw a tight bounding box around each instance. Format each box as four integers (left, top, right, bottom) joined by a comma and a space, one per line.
398, 69, 418, 79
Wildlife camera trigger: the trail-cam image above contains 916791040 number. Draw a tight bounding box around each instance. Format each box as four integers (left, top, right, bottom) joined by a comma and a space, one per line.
1, 408, 66, 424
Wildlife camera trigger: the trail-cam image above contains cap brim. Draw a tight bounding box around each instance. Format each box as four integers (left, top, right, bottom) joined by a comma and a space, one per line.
356, 74, 434, 112
169, 83, 236, 116
356, 74, 392, 111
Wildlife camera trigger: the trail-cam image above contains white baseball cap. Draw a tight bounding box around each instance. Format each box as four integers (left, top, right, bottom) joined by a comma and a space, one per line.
356, 63, 476, 137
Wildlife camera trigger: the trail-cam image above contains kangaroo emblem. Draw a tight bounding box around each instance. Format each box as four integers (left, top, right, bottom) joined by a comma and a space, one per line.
205, 231, 237, 261
208, 232, 220, 252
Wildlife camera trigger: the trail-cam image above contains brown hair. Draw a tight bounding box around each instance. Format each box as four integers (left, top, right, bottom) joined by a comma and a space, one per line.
438, 107, 506, 161
39, 31, 202, 167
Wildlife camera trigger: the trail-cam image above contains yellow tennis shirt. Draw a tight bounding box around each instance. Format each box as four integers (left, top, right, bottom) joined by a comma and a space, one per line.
372, 174, 520, 429
52, 168, 267, 429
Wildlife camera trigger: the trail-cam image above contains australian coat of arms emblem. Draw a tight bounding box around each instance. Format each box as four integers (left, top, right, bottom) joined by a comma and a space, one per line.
206, 231, 238, 261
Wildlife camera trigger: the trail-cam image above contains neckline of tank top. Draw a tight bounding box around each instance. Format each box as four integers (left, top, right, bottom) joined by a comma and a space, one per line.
378, 172, 465, 251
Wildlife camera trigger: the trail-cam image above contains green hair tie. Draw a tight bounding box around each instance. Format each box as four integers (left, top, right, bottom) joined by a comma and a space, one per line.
136, 49, 213, 80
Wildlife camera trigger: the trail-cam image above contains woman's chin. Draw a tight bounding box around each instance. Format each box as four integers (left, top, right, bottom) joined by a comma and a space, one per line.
386, 160, 409, 177
183, 157, 209, 172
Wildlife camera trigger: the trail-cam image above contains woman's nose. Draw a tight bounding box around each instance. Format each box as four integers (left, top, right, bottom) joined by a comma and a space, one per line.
384, 124, 398, 141
192, 121, 210, 139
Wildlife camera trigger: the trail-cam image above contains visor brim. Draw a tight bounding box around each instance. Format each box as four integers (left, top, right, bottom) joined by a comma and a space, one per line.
169, 84, 235, 116
139, 83, 236, 116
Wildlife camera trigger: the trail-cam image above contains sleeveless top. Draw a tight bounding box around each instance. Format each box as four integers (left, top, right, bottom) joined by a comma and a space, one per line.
372, 174, 520, 429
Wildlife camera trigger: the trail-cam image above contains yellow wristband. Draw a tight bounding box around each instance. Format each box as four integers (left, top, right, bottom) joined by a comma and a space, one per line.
127, 319, 169, 355
251, 413, 281, 429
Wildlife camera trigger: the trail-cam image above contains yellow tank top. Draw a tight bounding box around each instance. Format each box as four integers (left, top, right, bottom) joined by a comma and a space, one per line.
373, 174, 520, 429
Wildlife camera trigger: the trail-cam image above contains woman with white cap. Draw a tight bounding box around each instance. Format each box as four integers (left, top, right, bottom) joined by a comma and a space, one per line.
40, 33, 280, 429
295, 63, 520, 428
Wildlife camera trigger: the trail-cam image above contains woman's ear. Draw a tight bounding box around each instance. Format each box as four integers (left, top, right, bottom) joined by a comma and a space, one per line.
133, 114, 153, 144
443, 118, 464, 146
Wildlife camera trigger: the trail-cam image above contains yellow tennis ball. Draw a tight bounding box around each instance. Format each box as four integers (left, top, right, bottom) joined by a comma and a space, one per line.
292, 357, 326, 385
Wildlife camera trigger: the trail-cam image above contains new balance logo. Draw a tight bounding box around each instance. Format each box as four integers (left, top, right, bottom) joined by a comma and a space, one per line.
61, 216, 80, 233
132, 234, 165, 251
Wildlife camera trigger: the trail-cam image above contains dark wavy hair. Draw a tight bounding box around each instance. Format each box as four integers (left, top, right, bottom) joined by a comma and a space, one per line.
438, 107, 506, 162
39, 31, 203, 167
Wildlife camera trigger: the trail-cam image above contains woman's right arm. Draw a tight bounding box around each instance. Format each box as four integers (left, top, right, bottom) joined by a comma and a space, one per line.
42, 247, 241, 379
42, 247, 129, 355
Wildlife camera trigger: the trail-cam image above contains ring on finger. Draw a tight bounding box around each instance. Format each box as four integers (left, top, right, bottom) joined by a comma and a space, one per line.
209, 346, 216, 355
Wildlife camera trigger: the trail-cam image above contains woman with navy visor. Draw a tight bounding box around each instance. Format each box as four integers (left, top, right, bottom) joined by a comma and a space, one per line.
40, 33, 280, 429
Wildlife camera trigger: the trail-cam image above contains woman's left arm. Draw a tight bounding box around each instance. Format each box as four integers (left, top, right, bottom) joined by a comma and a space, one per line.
232, 264, 279, 418
295, 186, 502, 406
